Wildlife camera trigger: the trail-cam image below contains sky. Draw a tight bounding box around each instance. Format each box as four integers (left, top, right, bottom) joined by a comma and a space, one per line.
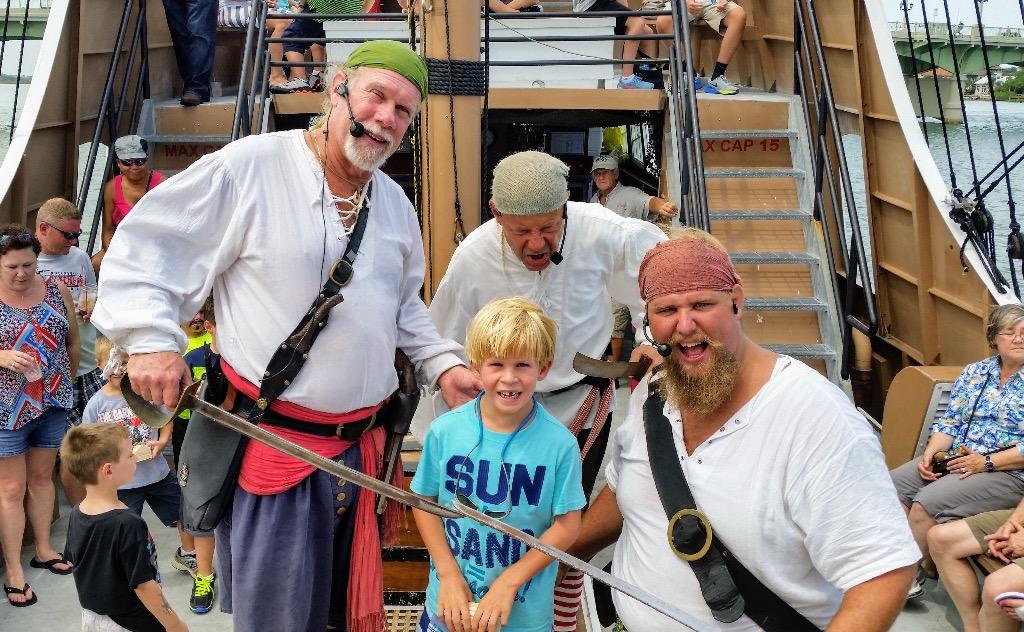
884, 0, 1023, 28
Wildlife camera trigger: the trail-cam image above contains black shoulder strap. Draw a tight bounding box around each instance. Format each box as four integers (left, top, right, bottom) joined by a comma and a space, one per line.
642, 386, 821, 632
253, 183, 373, 416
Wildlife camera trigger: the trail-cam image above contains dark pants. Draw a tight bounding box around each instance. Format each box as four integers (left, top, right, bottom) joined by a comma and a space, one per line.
162, 0, 218, 98
215, 443, 362, 631
578, 413, 612, 501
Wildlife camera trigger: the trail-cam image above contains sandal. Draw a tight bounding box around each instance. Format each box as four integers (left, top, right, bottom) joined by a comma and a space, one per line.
4, 583, 37, 607
30, 553, 73, 575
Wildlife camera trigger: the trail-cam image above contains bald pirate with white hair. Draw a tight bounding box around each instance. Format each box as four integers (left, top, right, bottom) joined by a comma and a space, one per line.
428, 150, 666, 628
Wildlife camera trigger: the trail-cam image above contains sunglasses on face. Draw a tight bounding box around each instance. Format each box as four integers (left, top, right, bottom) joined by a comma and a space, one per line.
43, 221, 82, 240
119, 158, 147, 167
0, 232, 33, 248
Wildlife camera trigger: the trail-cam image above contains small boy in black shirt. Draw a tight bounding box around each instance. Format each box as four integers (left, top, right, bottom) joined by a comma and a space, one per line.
61, 423, 189, 632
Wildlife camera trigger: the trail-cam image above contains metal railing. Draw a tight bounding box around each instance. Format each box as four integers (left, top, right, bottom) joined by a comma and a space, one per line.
794, 0, 877, 379
77, 0, 149, 255
889, 21, 1024, 40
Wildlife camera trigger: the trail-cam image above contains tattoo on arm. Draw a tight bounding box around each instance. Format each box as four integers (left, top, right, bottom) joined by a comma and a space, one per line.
160, 594, 175, 615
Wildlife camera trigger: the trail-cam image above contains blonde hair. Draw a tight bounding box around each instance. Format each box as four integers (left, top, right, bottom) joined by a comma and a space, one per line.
60, 424, 129, 485
666, 226, 728, 252
95, 336, 113, 369
37, 197, 81, 226
465, 297, 557, 366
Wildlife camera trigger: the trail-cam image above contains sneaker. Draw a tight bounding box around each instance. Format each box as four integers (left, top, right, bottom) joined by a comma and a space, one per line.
617, 74, 655, 90
307, 70, 324, 92
906, 578, 924, 601
271, 78, 311, 94
705, 75, 740, 95
171, 548, 198, 577
189, 573, 216, 614
693, 73, 705, 91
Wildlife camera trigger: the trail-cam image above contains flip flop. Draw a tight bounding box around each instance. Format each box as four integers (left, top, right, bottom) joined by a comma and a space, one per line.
29, 554, 73, 575
4, 583, 37, 607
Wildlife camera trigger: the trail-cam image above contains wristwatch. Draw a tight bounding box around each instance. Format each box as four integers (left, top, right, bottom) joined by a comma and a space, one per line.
985, 454, 995, 472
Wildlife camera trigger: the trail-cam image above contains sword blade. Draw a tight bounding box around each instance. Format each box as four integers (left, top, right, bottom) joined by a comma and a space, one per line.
454, 500, 711, 631
572, 352, 651, 380
186, 397, 463, 519
121, 378, 461, 519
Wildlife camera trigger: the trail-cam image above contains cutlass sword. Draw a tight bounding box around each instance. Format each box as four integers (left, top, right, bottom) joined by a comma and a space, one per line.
123, 377, 711, 631
122, 378, 462, 519
453, 499, 709, 631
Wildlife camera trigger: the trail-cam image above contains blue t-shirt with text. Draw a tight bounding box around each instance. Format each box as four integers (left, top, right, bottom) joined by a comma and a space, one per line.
411, 399, 586, 632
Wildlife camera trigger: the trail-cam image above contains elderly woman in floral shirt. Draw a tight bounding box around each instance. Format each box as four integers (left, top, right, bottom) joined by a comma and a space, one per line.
891, 304, 1024, 596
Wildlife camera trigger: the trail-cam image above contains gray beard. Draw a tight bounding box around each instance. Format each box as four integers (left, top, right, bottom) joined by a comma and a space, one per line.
658, 343, 740, 417
343, 130, 395, 172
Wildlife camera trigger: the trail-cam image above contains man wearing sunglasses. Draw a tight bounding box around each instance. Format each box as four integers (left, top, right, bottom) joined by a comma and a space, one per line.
34, 198, 103, 507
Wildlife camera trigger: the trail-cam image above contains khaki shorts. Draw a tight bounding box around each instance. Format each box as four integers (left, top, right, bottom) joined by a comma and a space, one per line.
610, 300, 631, 339
645, 1, 741, 35
966, 509, 1024, 569
694, 1, 741, 35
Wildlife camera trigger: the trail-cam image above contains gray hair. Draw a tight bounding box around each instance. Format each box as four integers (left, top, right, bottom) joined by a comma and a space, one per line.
986, 304, 1024, 347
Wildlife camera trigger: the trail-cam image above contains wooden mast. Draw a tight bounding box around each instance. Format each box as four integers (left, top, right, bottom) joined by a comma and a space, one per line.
418, 0, 482, 300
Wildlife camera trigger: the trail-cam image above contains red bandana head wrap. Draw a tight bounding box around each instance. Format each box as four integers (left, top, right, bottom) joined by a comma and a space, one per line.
639, 236, 742, 301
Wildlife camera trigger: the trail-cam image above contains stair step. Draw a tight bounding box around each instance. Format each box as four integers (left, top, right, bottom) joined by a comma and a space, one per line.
145, 133, 232, 143
744, 297, 827, 312
710, 209, 811, 221
705, 167, 804, 179
701, 129, 798, 139
763, 343, 836, 360
730, 251, 818, 265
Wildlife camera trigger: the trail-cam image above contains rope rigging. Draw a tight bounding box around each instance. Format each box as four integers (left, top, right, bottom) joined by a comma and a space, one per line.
901, 0, 1024, 297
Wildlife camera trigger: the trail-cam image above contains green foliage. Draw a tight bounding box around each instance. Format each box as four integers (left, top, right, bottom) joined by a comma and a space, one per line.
994, 68, 1024, 100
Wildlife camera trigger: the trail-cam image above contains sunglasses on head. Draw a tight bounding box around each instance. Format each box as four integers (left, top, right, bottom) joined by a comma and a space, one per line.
119, 158, 147, 167
0, 232, 33, 248
43, 221, 82, 240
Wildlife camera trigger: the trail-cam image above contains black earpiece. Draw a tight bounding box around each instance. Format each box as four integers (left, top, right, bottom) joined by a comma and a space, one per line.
642, 315, 673, 358
335, 82, 365, 138
732, 301, 738, 314
550, 207, 568, 265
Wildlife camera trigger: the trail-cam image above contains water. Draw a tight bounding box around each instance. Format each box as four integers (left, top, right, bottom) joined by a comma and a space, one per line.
921, 99, 1024, 290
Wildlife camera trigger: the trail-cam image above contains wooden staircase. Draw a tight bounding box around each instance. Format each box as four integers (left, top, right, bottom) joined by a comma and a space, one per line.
695, 93, 846, 387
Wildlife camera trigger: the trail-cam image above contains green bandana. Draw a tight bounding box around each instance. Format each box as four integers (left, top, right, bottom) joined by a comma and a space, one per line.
344, 40, 428, 100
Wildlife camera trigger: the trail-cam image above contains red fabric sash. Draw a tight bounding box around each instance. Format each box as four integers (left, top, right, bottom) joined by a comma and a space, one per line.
221, 360, 400, 632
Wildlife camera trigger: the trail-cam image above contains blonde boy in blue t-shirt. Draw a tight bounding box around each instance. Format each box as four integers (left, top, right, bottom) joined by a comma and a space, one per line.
412, 297, 586, 632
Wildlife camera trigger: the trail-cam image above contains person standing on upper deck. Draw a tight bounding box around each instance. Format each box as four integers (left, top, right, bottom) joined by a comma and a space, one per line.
91, 40, 480, 632
589, 153, 677, 362
162, 0, 219, 106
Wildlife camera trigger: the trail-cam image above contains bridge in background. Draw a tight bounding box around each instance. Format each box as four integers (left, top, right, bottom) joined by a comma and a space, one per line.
890, 21, 1024, 76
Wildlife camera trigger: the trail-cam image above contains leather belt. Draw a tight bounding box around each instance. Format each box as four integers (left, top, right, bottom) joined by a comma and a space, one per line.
235, 393, 381, 441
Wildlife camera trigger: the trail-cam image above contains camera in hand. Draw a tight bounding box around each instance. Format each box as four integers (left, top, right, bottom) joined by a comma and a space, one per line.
931, 446, 969, 476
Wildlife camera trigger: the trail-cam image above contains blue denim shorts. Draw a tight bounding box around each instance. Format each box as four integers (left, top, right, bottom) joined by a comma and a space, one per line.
118, 472, 182, 527
0, 407, 69, 457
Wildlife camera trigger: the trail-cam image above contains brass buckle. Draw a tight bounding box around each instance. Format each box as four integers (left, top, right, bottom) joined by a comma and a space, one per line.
336, 412, 377, 439
666, 508, 714, 562
328, 259, 354, 287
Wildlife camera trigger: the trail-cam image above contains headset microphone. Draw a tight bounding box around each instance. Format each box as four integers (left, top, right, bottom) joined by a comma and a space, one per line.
550, 207, 569, 265
642, 316, 673, 357
335, 83, 365, 138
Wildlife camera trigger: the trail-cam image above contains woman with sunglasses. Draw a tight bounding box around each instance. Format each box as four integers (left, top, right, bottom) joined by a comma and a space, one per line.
94, 136, 165, 272
0, 226, 79, 607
